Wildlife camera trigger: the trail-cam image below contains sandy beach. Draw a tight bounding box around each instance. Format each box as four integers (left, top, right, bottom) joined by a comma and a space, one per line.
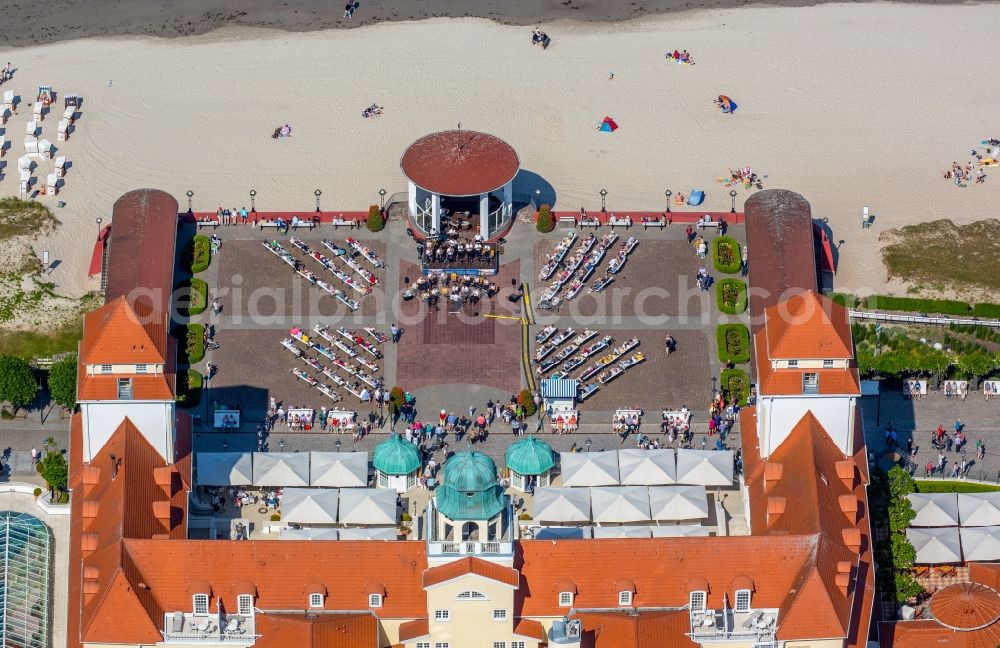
1, 3, 998, 300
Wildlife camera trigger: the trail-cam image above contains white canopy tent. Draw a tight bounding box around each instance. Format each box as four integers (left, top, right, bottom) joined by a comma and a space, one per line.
559, 452, 619, 487
651, 525, 710, 537
252, 452, 311, 487
648, 485, 710, 521
279, 528, 340, 540
309, 452, 368, 488
532, 526, 594, 540
907, 527, 963, 564
592, 525, 652, 538
675, 449, 733, 486
590, 486, 651, 524
958, 493, 1000, 527
532, 487, 591, 523
907, 493, 961, 527
337, 527, 398, 540
960, 526, 1000, 561
197, 452, 253, 486
618, 449, 676, 486
281, 488, 339, 525
337, 488, 397, 525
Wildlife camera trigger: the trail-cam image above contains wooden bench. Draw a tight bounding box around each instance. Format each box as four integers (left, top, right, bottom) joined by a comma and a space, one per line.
291, 221, 316, 231
641, 218, 666, 229
196, 220, 220, 229
608, 216, 632, 230
578, 218, 600, 229
331, 218, 357, 229
696, 219, 721, 230
557, 216, 577, 226
258, 221, 282, 230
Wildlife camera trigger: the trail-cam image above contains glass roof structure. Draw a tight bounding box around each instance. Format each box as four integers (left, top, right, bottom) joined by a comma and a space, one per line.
0, 511, 52, 648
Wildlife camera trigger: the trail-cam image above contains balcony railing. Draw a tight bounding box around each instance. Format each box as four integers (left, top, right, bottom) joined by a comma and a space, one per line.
689, 608, 777, 644
162, 612, 256, 645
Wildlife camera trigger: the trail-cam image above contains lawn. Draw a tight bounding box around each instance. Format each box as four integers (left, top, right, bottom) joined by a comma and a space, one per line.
0, 319, 83, 358
915, 480, 1000, 494
881, 219, 1000, 293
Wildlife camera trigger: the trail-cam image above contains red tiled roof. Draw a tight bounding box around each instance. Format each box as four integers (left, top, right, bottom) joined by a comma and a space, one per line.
423, 557, 520, 589
574, 610, 697, 648
971, 563, 1000, 591
255, 613, 379, 648
397, 618, 429, 642
400, 130, 519, 196
754, 330, 861, 396
763, 291, 853, 359
79, 297, 167, 365
513, 618, 546, 641
932, 583, 1000, 631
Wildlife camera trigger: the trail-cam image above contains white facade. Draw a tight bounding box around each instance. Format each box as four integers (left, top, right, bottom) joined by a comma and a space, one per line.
755, 394, 856, 458
79, 400, 175, 462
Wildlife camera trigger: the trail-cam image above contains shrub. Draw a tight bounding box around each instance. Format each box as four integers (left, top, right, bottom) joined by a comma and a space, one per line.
971, 303, 1000, 318
176, 369, 203, 408
716, 324, 750, 364
916, 480, 1000, 494
712, 236, 742, 274
32, 487, 41, 497
716, 279, 747, 315
366, 205, 385, 232
181, 324, 205, 364
186, 278, 208, 315
38, 450, 68, 497
518, 512, 533, 521
864, 295, 970, 316
47, 354, 78, 411
389, 386, 406, 417
536, 204, 554, 234
517, 389, 537, 417
0, 409, 11, 420
58, 492, 69, 504
270, 512, 281, 522
0, 355, 38, 408
401, 512, 412, 522
720, 368, 750, 404
187, 236, 212, 273
830, 292, 857, 308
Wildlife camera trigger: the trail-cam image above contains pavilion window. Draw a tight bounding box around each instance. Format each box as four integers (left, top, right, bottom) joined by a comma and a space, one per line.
192, 594, 209, 616
618, 591, 633, 606
735, 589, 752, 613
309, 593, 324, 608
690, 591, 707, 612
368, 593, 382, 608
559, 592, 573, 607
237, 594, 254, 616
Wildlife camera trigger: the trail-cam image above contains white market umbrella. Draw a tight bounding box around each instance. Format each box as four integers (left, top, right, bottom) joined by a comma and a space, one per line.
592, 525, 652, 538
559, 452, 619, 487
675, 449, 733, 486
279, 527, 340, 540
648, 485, 709, 521
533, 526, 593, 540
591, 486, 651, 523
958, 493, 1000, 527
650, 525, 709, 537
618, 449, 676, 486
960, 527, 1000, 561
338, 488, 397, 525
533, 487, 591, 523
310, 452, 368, 488
197, 452, 253, 486
337, 527, 398, 540
907, 527, 962, 564
282, 488, 339, 524
252, 452, 311, 486
908, 493, 960, 527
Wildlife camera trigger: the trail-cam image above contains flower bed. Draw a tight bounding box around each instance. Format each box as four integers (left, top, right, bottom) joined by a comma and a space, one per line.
716, 279, 747, 315
712, 236, 742, 274
176, 323, 205, 364
176, 369, 203, 408
187, 235, 212, 273
185, 278, 208, 315
720, 368, 750, 404
716, 324, 750, 364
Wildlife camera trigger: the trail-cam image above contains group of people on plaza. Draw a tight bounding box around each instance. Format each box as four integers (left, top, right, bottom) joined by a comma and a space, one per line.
215, 206, 250, 225
421, 236, 496, 269
402, 272, 500, 307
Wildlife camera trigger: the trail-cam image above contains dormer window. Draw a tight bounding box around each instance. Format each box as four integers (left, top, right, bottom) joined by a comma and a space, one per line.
735, 589, 752, 613
237, 594, 254, 617
803, 372, 819, 394
690, 591, 706, 612
369, 593, 382, 608
309, 593, 324, 608
559, 592, 573, 607
192, 593, 209, 615
117, 378, 133, 400
618, 591, 633, 606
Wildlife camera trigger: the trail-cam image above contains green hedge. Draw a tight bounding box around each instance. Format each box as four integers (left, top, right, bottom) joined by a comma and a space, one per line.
716, 279, 747, 315
971, 303, 1000, 318
186, 278, 208, 315
720, 368, 750, 404
716, 324, 750, 364
915, 480, 1000, 494
536, 204, 554, 233
712, 236, 742, 274
864, 295, 970, 316
187, 236, 212, 273
176, 369, 203, 408
830, 292, 858, 308
181, 324, 205, 364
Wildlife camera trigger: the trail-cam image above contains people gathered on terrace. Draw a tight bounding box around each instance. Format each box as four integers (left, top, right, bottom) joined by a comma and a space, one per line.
421, 235, 497, 269
402, 272, 499, 307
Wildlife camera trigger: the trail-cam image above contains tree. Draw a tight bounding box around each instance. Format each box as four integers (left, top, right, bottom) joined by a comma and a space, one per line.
0, 355, 38, 410
38, 451, 68, 498
893, 571, 923, 603
887, 465, 916, 500
366, 205, 385, 232
47, 354, 77, 411
958, 349, 998, 380
536, 204, 554, 233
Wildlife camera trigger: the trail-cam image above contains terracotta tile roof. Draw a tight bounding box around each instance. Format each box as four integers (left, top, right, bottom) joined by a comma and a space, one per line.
574, 610, 697, 648
931, 583, 1000, 631
400, 130, 520, 196
971, 563, 1000, 590
513, 618, 546, 641
397, 618, 429, 642
763, 291, 853, 359
754, 330, 861, 396
423, 557, 520, 588
79, 297, 167, 365
254, 613, 379, 648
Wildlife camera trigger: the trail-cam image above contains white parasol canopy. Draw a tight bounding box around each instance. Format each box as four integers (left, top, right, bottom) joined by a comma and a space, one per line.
337, 526, 398, 540
907, 527, 963, 564
908, 493, 961, 527
533, 526, 593, 540
650, 525, 709, 537
590, 486, 651, 523
618, 449, 676, 486
958, 493, 1000, 527
197, 452, 253, 486
592, 525, 652, 538
279, 527, 340, 540
309, 452, 368, 487
648, 485, 709, 521
281, 488, 339, 524
559, 451, 620, 487
532, 487, 591, 523
337, 488, 397, 525
675, 449, 733, 486
960, 526, 1000, 561
252, 452, 311, 486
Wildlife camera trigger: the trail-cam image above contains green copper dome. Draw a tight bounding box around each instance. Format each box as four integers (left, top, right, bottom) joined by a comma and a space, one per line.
505, 435, 555, 475
373, 434, 421, 475
435, 451, 505, 521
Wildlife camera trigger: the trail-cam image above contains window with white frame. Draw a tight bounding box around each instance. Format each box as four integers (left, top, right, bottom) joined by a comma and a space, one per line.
455, 590, 488, 600
735, 589, 752, 613
237, 594, 254, 616
690, 591, 707, 612
434, 610, 450, 622
493, 642, 507, 648
416, 643, 430, 648
493, 609, 508, 621
618, 590, 633, 606
787, 359, 798, 368
136, 364, 148, 374
368, 593, 382, 608
434, 643, 450, 648
192, 594, 209, 615
823, 359, 835, 368
378, 471, 389, 488
511, 642, 525, 648
559, 591, 574, 607
100, 364, 112, 374
309, 593, 324, 608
